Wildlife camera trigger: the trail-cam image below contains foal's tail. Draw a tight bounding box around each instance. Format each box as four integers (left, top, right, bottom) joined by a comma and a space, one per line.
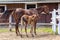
20, 16, 25, 33
21, 16, 24, 26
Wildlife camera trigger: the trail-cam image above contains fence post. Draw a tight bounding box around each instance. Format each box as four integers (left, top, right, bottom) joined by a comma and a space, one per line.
52, 9, 56, 33
9, 15, 12, 31
57, 9, 60, 34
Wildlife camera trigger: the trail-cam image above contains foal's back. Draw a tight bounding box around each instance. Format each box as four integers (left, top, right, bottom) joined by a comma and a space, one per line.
21, 14, 37, 25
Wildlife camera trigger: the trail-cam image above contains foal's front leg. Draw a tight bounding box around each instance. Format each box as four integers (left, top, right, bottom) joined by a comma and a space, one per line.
34, 23, 37, 35
30, 25, 34, 37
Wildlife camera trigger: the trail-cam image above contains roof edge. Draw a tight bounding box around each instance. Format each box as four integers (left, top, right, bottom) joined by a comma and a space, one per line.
0, 1, 59, 4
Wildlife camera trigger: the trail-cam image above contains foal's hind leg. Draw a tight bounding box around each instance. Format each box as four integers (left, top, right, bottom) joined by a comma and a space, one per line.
25, 23, 28, 37
15, 23, 19, 36
20, 24, 23, 37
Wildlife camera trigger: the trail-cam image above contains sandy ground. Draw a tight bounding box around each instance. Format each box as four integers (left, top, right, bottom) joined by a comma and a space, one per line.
0, 32, 60, 40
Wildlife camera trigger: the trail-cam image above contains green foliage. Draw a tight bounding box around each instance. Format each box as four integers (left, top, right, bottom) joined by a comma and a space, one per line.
0, 27, 56, 34
0, 28, 9, 32
36, 27, 53, 34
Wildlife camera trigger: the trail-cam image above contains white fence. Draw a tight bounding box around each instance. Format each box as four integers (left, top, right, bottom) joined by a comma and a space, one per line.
51, 9, 60, 34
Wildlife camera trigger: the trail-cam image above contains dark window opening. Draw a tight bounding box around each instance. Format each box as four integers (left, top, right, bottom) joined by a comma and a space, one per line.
27, 4, 36, 9
0, 6, 5, 13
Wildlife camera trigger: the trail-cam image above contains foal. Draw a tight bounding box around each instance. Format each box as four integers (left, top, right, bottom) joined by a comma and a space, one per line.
21, 14, 39, 37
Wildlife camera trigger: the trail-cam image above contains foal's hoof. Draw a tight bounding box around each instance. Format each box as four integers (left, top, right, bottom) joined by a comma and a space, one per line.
16, 34, 19, 36
32, 34, 34, 37
16, 34, 22, 37
9, 29, 12, 32
26, 35, 28, 37
34, 33, 37, 35
20, 35, 23, 38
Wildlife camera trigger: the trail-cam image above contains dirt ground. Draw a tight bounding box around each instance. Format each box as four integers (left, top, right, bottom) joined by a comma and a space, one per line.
0, 32, 60, 40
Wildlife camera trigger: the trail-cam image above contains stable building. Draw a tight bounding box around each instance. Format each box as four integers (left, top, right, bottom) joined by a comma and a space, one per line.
0, 0, 59, 24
